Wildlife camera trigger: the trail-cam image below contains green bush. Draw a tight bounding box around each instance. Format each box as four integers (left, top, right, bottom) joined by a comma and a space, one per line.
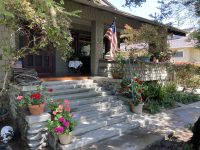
174, 64, 200, 91
120, 78, 200, 114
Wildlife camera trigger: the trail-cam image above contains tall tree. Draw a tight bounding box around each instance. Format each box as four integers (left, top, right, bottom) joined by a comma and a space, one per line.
0, 0, 79, 94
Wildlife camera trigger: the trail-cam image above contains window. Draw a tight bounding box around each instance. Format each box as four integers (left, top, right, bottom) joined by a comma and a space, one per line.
172, 51, 183, 57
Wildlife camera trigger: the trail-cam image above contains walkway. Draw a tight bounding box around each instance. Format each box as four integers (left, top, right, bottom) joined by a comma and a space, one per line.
81, 101, 200, 150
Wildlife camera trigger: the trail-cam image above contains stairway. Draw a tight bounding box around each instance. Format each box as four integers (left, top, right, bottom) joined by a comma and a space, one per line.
42, 79, 140, 150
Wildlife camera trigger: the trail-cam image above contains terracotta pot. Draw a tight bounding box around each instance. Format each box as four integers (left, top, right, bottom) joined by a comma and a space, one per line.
28, 103, 45, 115
58, 134, 72, 145
130, 102, 144, 114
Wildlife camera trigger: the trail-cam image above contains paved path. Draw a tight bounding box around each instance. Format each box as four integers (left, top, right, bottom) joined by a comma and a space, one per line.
81, 101, 200, 150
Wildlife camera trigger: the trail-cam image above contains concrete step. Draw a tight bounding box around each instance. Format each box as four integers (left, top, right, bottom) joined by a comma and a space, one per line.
57, 121, 140, 150
73, 113, 128, 136
73, 105, 129, 123
71, 101, 112, 113
70, 96, 114, 108
71, 99, 125, 113
42, 79, 93, 86
47, 88, 90, 96
43, 82, 99, 91
51, 91, 102, 100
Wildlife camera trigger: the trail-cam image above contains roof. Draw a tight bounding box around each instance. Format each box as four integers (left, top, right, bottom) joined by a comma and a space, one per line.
72, 0, 186, 36
169, 36, 197, 48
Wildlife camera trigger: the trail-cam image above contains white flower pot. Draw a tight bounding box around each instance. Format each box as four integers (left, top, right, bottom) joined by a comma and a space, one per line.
130, 102, 144, 114
58, 134, 72, 145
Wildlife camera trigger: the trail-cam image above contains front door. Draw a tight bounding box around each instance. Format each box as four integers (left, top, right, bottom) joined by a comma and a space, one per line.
71, 30, 91, 75
23, 51, 55, 77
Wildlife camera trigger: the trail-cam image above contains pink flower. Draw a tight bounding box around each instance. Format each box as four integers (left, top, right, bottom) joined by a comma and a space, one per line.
71, 113, 74, 118
54, 126, 64, 133
65, 107, 70, 112
17, 96, 23, 101
64, 100, 70, 105
59, 117, 65, 122
53, 111, 57, 115
63, 121, 69, 127
58, 105, 63, 109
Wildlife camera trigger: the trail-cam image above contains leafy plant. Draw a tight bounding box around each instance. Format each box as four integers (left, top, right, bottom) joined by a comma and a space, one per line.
48, 100, 76, 135
111, 53, 126, 79
16, 86, 46, 107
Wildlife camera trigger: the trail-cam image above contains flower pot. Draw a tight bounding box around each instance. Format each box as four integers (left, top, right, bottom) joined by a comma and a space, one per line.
130, 102, 144, 114
28, 103, 45, 115
58, 134, 72, 145
111, 71, 124, 79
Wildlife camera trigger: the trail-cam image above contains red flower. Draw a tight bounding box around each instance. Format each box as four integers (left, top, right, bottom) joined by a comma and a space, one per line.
133, 77, 139, 82
138, 96, 142, 101
124, 24, 130, 29
30, 93, 41, 100
48, 89, 53, 92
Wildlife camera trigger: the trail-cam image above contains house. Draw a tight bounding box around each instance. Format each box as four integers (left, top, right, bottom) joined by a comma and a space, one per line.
0, 0, 186, 82
169, 32, 199, 64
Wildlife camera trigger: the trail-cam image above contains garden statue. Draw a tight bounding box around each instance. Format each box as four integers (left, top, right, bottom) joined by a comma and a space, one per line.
0, 126, 14, 150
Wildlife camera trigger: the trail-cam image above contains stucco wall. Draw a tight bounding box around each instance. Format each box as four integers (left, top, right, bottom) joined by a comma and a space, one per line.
171, 47, 200, 64
171, 48, 190, 63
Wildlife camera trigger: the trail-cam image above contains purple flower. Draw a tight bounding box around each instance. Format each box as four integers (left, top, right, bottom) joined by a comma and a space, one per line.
58, 117, 65, 122
54, 126, 64, 133
63, 121, 70, 127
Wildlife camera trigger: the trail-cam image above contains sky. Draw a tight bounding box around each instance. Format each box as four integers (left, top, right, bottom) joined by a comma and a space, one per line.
107, 0, 198, 29
108, 0, 159, 20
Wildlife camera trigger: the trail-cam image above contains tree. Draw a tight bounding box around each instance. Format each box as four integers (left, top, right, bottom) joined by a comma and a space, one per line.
0, 0, 80, 94
121, 24, 170, 61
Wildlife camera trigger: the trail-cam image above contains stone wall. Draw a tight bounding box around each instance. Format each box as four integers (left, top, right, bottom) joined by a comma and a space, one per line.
98, 59, 175, 81
91, 77, 121, 95
8, 84, 50, 150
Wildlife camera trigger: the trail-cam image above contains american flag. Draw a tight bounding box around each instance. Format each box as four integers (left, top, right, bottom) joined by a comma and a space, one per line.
104, 21, 118, 58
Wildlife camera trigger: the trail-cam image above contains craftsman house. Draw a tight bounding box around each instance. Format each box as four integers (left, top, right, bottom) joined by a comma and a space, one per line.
1, 0, 186, 80
169, 30, 199, 64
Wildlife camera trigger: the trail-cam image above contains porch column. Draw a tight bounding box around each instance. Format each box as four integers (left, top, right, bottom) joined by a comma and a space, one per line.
91, 20, 104, 76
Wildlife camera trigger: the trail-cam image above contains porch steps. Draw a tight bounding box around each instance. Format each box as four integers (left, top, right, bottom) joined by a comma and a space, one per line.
70, 96, 113, 108
58, 122, 139, 150
42, 80, 140, 150
43, 79, 93, 86
51, 91, 103, 100
73, 112, 129, 135
47, 88, 90, 96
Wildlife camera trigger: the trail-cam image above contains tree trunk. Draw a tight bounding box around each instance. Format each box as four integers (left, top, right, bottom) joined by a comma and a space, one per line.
190, 116, 200, 150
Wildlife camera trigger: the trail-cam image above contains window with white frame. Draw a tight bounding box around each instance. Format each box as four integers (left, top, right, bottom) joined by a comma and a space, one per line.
172, 51, 183, 57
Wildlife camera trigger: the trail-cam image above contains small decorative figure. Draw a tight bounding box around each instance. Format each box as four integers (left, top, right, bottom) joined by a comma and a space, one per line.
0, 126, 14, 150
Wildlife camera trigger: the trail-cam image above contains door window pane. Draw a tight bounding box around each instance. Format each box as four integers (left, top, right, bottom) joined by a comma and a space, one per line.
35, 55, 42, 66
27, 55, 33, 66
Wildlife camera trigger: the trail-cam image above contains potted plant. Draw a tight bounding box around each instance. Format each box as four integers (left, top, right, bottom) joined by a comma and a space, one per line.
47, 100, 76, 145
111, 53, 126, 79
129, 75, 144, 114
16, 86, 46, 115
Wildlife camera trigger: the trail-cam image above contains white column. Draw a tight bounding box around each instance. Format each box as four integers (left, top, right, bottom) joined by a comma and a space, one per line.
91, 20, 104, 76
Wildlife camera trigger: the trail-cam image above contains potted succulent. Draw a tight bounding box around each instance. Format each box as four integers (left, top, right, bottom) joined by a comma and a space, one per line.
129, 75, 144, 114
47, 100, 76, 145
16, 86, 46, 115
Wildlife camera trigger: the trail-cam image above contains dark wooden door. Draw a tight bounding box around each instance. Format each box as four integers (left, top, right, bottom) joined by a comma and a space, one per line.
23, 50, 55, 76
